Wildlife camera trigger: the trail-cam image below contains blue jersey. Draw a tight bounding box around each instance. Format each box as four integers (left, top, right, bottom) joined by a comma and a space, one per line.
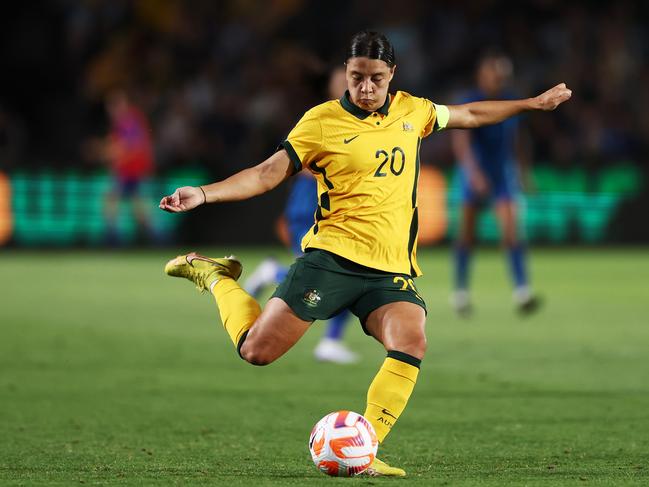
284, 172, 317, 255
460, 89, 519, 202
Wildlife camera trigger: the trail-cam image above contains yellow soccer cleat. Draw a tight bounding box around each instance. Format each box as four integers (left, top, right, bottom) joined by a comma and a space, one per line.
364, 457, 406, 477
164, 252, 242, 292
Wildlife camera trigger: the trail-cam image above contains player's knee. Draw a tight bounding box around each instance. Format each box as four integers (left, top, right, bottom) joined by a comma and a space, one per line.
392, 333, 427, 360
240, 349, 272, 366
239, 341, 275, 366
408, 334, 427, 359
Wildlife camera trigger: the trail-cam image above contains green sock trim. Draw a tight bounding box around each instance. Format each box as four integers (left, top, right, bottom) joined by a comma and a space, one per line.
237, 330, 249, 360
387, 350, 421, 369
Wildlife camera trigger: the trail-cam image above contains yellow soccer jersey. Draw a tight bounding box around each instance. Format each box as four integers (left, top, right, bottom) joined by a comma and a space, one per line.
279, 90, 448, 276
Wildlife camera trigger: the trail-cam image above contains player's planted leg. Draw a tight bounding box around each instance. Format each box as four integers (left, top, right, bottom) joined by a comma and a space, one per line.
363, 353, 418, 476
361, 302, 427, 477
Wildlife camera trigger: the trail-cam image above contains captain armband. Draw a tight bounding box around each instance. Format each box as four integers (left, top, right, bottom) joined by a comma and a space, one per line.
433, 104, 450, 131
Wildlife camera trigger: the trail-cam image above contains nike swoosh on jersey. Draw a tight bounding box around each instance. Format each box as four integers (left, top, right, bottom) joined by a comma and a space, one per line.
343, 135, 360, 144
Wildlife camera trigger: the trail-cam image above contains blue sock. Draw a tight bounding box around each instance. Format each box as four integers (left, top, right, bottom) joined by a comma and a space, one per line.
324, 310, 350, 340
507, 244, 528, 288
454, 245, 472, 290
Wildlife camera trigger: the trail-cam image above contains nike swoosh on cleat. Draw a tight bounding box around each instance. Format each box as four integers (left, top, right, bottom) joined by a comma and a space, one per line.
381, 408, 397, 419
186, 253, 240, 278
186, 254, 232, 272
343, 135, 359, 144
186, 254, 216, 266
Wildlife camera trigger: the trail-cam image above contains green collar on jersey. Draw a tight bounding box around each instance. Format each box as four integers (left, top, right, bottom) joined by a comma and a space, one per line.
340, 90, 391, 119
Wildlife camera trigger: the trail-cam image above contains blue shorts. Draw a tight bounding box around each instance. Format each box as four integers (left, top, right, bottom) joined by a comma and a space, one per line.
461, 171, 517, 205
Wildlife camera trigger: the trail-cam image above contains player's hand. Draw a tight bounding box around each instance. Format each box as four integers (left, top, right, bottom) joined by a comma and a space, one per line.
470, 170, 490, 196
159, 186, 205, 213
533, 83, 572, 111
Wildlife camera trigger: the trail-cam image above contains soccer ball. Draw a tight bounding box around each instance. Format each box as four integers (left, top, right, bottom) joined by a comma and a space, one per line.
308, 410, 378, 477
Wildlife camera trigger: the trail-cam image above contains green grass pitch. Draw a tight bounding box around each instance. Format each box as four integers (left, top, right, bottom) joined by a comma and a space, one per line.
1, 247, 648, 486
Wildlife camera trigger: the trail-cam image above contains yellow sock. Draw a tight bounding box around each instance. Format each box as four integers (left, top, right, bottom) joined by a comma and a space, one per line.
363, 351, 421, 443
210, 277, 261, 351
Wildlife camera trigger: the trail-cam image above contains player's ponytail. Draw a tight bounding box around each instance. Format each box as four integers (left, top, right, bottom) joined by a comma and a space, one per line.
346, 31, 396, 67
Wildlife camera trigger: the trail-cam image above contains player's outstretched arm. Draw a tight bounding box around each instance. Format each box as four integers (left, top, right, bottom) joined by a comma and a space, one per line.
159, 149, 293, 213
446, 83, 572, 130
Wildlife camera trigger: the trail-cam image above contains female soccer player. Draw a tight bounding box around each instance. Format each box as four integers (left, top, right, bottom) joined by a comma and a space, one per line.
160, 31, 571, 476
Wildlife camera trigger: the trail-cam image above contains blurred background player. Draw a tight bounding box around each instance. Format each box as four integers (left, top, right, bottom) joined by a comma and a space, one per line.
451, 51, 540, 316
99, 90, 155, 245
244, 66, 358, 364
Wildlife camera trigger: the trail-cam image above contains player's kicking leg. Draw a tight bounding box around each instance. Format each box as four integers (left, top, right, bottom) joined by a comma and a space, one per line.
494, 200, 542, 315
164, 252, 310, 364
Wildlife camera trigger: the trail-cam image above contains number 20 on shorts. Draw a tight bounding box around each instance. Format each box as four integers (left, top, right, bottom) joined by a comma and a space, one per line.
393, 276, 422, 301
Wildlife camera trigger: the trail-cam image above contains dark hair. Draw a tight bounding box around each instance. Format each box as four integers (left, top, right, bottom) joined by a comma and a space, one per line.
346, 31, 396, 67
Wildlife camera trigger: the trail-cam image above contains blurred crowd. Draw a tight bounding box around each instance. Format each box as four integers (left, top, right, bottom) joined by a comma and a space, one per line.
1, 0, 648, 174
